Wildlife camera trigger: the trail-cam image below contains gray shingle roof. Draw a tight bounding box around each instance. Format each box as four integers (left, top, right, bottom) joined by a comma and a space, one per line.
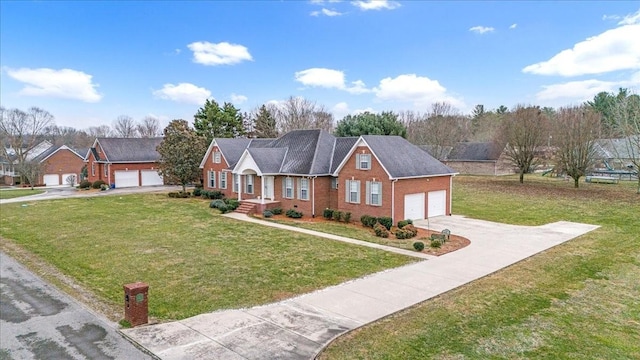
331, 137, 358, 173
597, 137, 637, 160
448, 142, 502, 161
247, 148, 287, 174
97, 137, 163, 162
31, 145, 59, 163
215, 138, 251, 167
362, 135, 456, 178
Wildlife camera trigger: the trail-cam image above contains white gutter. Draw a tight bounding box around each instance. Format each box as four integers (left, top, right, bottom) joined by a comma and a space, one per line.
449, 175, 453, 215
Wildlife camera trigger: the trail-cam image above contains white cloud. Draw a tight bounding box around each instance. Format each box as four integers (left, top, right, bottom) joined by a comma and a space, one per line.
469, 26, 495, 34
332, 102, 350, 119
294, 67, 371, 94
153, 83, 211, 104
618, 9, 640, 25
373, 74, 464, 108
509, 23, 517, 29
534, 71, 640, 103
230, 93, 248, 104
5, 67, 102, 102
523, 24, 640, 76
187, 41, 253, 66
311, 8, 343, 16
351, 0, 400, 11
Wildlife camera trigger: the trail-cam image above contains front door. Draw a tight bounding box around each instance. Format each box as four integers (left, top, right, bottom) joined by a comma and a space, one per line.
264, 176, 275, 200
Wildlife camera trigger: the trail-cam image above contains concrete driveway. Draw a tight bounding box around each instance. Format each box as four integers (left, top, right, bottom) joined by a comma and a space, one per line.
121, 215, 599, 360
0, 252, 153, 360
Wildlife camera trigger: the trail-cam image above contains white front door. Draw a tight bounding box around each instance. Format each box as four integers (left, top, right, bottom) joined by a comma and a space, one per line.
264, 176, 275, 200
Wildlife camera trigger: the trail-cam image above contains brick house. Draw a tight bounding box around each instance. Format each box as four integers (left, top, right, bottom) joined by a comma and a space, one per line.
85, 137, 164, 188
436, 142, 514, 176
201, 129, 457, 222
32, 145, 85, 186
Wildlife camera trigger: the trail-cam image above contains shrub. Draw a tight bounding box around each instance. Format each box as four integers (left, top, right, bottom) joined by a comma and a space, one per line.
210, 199, 225, 209
395, 225, 417, 239
92, 180, 106, 189
323, 208, 334, 220
100, 183, 109, 191
430, 238, 442, 248
217, 204, 229, 213
398, 220, 415, 229
343, 212, 352, 223
360, 215, 377, 228
374, 222, 389, 238
413, 241, 425, 252
193, 187, 202, 197
224, 198, 239, 211
286, 209, 303, 218
263, 210, 273, 218
79, 180, 92, 189
377, 217, 393, 230
271, 207, 283, 215
404, 225, 418, 237
210, 190, 224, 200
332, 210, 343, 222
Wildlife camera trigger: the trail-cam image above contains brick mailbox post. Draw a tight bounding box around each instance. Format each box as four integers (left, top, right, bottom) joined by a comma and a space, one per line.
123, 282, 149, 327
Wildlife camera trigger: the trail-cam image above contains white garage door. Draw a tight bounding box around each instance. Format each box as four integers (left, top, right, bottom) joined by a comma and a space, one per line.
141, 170, 163, 186
114, 170, 139, 188
428, 190, 447, 218
43, 174, 60, 186
62, 173, 78, 186
404, 193, 425, 220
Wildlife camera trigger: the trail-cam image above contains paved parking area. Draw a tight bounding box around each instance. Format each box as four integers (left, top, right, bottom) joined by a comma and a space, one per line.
0, 252, 153, 360
122, 215, 599, 360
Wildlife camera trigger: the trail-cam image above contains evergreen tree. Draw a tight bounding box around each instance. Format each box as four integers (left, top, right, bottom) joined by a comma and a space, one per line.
335, 111, 406, 137
253, 104, 278, 138
157, 120, 207, 192
193, 99, 246, 144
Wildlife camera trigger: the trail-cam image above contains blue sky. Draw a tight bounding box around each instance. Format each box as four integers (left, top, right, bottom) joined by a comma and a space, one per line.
1, 1, 638, 130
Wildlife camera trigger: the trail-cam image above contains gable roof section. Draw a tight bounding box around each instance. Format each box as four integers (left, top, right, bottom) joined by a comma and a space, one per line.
447, 142, 502, 161
95, 137, 162, 162
32, 145, 84, 163
246, 148, 288, 174
331, 137, 358, 173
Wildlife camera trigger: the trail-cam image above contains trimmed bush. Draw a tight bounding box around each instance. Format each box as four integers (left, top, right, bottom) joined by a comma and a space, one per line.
413, 241, 425, 252
193, 187, 202, 197
374, 222, 389, 238
323, 208, 334, 220
79, 180, 92, 189
210, 199, 225, 209
430, 238, 442, 248
271, 207, 283, 215
343, 212, 352, 223
332, 210, 343, 222
224, 198, 239, 211
210, 190, 224, 200
92, 180, 106, 189
286, 209, 303, 218
263, 210, 273, 218
217, 204, 229, 213
398, 220, 414, 229
377, 216, 393, 230
360, 215, 377, 228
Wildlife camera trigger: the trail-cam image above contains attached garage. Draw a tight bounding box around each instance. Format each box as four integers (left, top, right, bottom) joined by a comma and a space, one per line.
140, 170, 163, 186
62, 173, 78, 186
428, 190, 447, 218
114, 170, 139, 188
43, 174, 60, 186
404, 193, 425, 220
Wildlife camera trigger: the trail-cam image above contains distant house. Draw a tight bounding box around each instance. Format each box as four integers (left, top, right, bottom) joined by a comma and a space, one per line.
596, 136, 638, 170
32, 145, 85, 186
1, 140, 54, 185
200, 129, 457, 222
421, 142, 514, 176
85, 137, 164, 188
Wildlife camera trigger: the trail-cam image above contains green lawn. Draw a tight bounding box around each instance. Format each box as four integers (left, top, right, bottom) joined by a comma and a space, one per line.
321, 175, 640, 359
0, 194, 415, 321
0, 188, 45, 199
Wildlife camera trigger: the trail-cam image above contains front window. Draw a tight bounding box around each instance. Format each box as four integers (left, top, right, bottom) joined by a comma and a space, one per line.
357, 154, 371, 170
245, 174, 254, 194
208, 170, 216, 188
298, 178, 309, 200
104, 163, 108, 177
331, 177, 338, 189
213, 151, 221, 164
284, 177, 294, 199
220, 172, 227, 189
346, 180, 360, 203
233, 174, 239, 192
91, 163, 95, 176
368, 181, 382, 206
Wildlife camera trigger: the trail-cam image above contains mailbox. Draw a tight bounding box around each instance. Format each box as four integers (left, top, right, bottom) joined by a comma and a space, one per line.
123, 282, 148, 327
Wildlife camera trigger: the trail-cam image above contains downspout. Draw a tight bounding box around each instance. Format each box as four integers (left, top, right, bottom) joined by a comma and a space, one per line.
391, 179, 398, 223
107, 163, 111, 186
449, 175, 453, 215
311, 176, 317, 218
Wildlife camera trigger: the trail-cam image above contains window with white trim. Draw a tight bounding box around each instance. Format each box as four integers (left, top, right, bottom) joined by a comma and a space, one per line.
331, 177, 338, 189
208, 170, 216, 188
233, 174, 239, 192
213, 151, 221, 164
245, 174, 254, 194
366, 181, 382, 206
91, 163, 95, 176
284, 177, 294, 199
219, 171, 227, 189
104, 164, 108, 177
345, 179, 360, 203
298, 178, 309, 200
356, 153, 371, 170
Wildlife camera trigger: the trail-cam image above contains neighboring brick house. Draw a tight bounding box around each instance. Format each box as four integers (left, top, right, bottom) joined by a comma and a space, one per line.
201, 129, 457, 222
435, 142, 515, 176
85, 137, 164, 188
32, 145, 85, 186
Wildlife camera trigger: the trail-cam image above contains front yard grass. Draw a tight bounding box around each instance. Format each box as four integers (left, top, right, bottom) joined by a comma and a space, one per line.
321, 175, 640, 359
0, 188, 45, 199
0, 194, 415, 321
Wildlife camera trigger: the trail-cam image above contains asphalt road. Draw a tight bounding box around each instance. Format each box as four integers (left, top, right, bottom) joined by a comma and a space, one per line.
0, 251, 153, 360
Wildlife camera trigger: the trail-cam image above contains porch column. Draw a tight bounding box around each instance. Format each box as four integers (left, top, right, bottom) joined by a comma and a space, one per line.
261, 176, 265, 204
238, 175, 242, 201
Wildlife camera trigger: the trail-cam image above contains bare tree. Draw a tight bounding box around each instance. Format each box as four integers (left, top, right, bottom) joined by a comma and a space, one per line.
403, 103, 470, 160
274, 96, 334, 133
609, 93, 640, 193
137, 116, 161, 138
0, 107, 55, 183
554, 106, 601, 188
16, 160, 43, 189
113, 115, 138, 138
43, 125, 92, 147
86, 125, 113, 138
500, 105, 549, 183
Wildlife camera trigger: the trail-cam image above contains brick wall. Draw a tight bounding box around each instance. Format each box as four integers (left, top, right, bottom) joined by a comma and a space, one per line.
393, 175, 451, 221
272, 176, 330, 217
39, 149, 84, 185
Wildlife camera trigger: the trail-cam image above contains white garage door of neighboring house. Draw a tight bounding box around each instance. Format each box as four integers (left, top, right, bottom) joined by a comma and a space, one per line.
141, 170, 163, 186
114, 170, 139, 188
428, 190, 447, 218
62, 173, 78, 186
43, 174, 60, 186
404, 193, 425, 220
